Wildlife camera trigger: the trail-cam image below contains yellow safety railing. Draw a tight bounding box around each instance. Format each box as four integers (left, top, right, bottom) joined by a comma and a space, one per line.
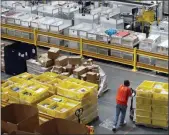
1, 24, 168, 74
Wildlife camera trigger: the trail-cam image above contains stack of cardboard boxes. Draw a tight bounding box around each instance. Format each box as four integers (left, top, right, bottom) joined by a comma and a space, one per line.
47, 48, 100, 85
27, 47, 100, 85
26, 48, 59, 74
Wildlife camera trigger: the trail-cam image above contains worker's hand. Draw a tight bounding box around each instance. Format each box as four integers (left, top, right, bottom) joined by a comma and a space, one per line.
132, 93, 135, 97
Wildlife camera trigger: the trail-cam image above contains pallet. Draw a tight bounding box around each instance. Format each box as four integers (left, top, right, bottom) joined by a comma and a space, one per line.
87, 116, 99, 125
135, 122, 168, 130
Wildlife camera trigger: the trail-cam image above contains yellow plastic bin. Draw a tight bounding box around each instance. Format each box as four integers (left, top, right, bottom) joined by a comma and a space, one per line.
152, 99, 168, 106
67, 78, 84, 85
81, 81, 99, 92
136, 103, 151, 112
153, 82, 165, 92
41, 72, 59, 78
152, 119, 168, 127
152, 112, 168, 120
7, 85, 23, 98
163, 83, 168, 91
37, 98, 53, 113
8, 76, 25, 84
1, 91, 9, 102
57, 81, 81, 99
16, 72, 35, 80
136, 110, 151, 117
152, 105, 168, 114
48, 78, 62, 94
19, 89, 36, 104
136, 96, 152, 105
56, 75, 68, 80
1, 81, 13, 89
136, 116, 151, 125
46, 102, 62, 117
152, 90, 168, 101
136, 81, 155, 98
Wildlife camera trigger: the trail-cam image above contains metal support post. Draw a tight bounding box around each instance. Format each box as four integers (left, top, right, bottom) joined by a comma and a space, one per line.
132, 48, 137, 72
80, 38, 83, 58
33, 28, 39, 60
33, 28, 38, 46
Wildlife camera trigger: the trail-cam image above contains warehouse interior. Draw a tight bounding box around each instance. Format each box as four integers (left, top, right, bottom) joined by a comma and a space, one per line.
1, 0, 168, 135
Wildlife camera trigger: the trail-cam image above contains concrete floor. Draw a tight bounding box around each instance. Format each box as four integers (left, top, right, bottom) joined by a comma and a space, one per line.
1, 61, 168, 134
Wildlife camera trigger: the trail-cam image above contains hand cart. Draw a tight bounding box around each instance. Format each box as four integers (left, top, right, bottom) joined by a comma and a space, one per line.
129, 88, 136, 121
75, 108, 96, 134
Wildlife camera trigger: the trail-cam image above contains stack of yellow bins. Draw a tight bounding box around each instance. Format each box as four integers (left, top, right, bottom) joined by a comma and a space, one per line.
31, 72, 60, 94
58, 78, 99, 124
15, 72, 35, 80
151, 82, 168, 128
136, 80, 154, 125
37, 95, 80, 119
19, 82, 49, 105
136, 80, 168, 128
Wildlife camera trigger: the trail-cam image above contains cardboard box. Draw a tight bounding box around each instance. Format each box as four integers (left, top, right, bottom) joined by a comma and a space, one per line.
86, 72, 97, 82
48, 48, 60, 60
52, 66, 63, 74
87, 79, 97, 84
62, 66, 67, 72
1, 104, 39, 133
68, 56, 81, 65
87, 72, 97, 80
55, 56, 68, 66
80, 73, 87, 81
35, 118, 88, 135
66, 65, 73, 74
86, 66, 94, 71
73, 66, 87, 79
91, 65, 99, 73
38, 53, 54, 67
9, 131, 36, 135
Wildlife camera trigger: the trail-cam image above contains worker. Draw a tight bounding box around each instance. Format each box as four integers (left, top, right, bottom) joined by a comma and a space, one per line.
112, 80, 134, 132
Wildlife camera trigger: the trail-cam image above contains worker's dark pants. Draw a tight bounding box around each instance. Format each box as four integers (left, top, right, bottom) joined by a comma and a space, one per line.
113, 104, 127, 127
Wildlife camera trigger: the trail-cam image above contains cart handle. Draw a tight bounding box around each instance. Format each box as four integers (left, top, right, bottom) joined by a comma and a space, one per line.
75, 108, 83, 117
75, 108, 83, 123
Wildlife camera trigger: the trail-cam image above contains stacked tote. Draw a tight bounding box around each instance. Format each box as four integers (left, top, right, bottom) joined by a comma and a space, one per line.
136, 81, 168, 128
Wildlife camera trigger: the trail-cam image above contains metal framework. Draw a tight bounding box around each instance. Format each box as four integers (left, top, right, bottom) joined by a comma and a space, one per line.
1, 23, 168, 74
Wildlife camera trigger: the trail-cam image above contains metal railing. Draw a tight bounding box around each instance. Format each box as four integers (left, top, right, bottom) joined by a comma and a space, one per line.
1, 23, 168, 74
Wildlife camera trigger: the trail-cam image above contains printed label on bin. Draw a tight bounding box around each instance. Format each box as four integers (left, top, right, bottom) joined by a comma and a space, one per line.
36, 88, 44, 93
60, 108, 68, 112
66, 103, 76, 107
43, 103, 49, 107
70, 88, 76, 91
28, 85, 36, 89
52, 98, 62, 102
12, 87, 20, 92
